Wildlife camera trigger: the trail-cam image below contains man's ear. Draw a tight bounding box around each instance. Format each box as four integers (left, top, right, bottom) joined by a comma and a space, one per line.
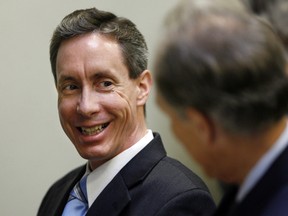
186, 108, 216, 145
137, 70, 152, 105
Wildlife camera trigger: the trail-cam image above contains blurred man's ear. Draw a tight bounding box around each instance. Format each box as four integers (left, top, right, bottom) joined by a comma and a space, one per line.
186, 108, 216, 145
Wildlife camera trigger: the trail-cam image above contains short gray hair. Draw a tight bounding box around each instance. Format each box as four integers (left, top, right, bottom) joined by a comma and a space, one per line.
50, 7, 148, 83
155, 10, 288, 135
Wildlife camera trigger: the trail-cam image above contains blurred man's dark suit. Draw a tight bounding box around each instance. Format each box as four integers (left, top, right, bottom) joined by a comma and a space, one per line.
214, 144, 288, 216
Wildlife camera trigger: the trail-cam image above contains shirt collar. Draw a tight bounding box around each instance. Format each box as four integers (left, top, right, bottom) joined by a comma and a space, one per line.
85, 129, 153, 207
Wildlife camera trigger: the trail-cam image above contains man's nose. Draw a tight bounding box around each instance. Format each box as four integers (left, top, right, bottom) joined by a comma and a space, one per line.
76, 90, 101, 117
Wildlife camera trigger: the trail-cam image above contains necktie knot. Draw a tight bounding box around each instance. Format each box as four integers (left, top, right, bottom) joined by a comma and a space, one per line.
62, 175, 88, 216
69, 175, 88, 203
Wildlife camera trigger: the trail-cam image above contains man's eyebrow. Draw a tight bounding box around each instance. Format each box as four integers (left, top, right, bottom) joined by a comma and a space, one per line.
91, 71, 117, 80
57, 75, 76, 84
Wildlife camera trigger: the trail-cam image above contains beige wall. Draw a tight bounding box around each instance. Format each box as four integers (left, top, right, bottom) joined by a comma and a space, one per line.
0, 0, 221, 215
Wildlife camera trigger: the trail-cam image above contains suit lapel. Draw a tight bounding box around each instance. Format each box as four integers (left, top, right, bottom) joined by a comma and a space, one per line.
86, 133, 166, 215
87, 174, 131, 216
120, 133, 166, 187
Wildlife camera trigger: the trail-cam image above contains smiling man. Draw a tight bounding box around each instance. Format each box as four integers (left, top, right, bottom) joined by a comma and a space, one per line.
37, 7, 215, 216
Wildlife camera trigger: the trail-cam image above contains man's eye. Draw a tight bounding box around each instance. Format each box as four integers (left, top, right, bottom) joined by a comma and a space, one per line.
100, 81, 113, 87
64, 84, 78, 90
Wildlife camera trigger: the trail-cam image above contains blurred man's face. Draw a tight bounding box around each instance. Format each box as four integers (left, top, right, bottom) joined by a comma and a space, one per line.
156, 93, 254, 184
156, 94, 207, 164
156, 93, 223, 179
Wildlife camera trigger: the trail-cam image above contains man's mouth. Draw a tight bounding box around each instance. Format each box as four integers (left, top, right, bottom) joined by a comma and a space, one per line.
78, 123, 109, 135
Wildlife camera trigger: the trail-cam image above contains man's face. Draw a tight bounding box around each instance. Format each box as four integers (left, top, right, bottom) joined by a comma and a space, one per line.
156, 93, 244, 183
156, 94, 204, 160
56, 33, 149, 169
156, 94, 216, 177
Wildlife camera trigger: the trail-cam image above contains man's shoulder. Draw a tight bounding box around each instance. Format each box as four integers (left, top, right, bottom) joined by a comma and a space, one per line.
153, 156, 210, 192
119, 142, 215, 215
130, 132, 210, 192
151, 133, 209, 191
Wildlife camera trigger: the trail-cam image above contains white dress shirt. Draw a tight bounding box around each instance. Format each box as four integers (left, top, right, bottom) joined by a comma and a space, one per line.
83, 129, 154, 207
236, 123, 288, 201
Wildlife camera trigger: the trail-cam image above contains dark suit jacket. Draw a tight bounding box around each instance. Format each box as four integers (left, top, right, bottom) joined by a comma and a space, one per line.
214, 144, 288, 216
38, 133, 216, 216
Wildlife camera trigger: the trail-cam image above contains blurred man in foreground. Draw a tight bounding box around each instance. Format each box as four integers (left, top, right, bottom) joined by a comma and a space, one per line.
155, 6, 288, 216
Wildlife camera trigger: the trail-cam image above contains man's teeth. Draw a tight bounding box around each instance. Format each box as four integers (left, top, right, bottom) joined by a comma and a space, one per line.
81, 124, 107, 135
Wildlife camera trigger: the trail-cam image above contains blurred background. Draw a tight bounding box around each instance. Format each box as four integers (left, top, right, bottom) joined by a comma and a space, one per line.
0, 0, 223, 214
